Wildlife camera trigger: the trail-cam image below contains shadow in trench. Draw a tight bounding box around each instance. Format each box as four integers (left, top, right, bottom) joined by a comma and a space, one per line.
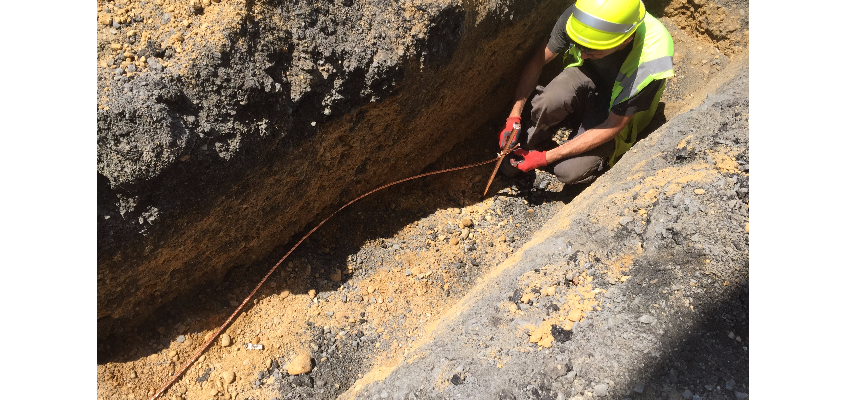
620, 274, 749, 399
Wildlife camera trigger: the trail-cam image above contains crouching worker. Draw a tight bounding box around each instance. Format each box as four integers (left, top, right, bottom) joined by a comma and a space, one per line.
499, 0, 674, 184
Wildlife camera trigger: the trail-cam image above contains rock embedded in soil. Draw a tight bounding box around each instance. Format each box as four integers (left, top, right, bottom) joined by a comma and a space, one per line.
594, 384, 608, 397
222, 371, 235, 384
220, 333, 231, 347
638, 315, 656, 324
287, 352, 313, 375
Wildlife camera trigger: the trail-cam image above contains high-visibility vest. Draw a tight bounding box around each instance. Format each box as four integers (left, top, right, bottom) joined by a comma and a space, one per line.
563, 12, 675, 166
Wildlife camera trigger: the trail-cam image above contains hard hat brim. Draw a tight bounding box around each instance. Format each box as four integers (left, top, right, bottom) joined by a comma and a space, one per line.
566, 14, 643, 50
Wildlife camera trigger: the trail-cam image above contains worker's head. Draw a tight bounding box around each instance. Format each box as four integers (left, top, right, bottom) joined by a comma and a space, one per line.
566, 0, 646, 58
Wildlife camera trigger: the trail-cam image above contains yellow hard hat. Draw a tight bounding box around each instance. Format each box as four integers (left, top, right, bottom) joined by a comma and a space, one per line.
565, 0, 646, 50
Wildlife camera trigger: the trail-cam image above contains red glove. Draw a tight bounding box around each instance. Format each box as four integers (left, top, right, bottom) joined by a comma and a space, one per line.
498, 116, 521, 149
510, 149, 547, 172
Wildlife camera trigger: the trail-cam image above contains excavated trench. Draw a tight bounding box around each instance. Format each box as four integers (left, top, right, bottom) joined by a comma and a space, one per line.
96, 0, 748, 399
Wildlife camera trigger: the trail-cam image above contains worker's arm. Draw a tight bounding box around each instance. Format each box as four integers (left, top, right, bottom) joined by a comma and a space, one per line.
545, 112, 633, 164
508, 42, 560, 118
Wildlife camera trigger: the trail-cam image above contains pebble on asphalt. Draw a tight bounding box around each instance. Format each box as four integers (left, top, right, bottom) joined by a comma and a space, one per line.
567, 309, 583, 322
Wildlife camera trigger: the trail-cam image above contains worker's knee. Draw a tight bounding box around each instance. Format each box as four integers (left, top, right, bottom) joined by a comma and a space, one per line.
552, 156, 605, 185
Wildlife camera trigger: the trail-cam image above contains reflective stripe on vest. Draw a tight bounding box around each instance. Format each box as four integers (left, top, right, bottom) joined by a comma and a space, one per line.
611, 55, 673, 105
609, 13, 674, 108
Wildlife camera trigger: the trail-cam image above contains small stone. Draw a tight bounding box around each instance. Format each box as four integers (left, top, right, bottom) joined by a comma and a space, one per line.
633, 382, 645, 393
460, 218, 473, 227
734, 391, 748, 399
450, 237, 460, 245
129, 370, 137, 379
330, 269, 342, 282
287, 352, 313, 375
728, 332, 735, 339
565, 371, 577, 381
308, 289, 317, 299
497, 235, 506, 243
169, 350, 177, 357
567, 309, 582, 322
694, 188, 706, 195
594, 384, 608, 397
725, 379, 735, 390
682, 389, 693, 399
542, 286, 556, 296
221, 334, 232, 347
114, 67, 124, 76
460, 228, 470, 240
222, 371, 235, 384
618, 216, 634, 225
744, 222, 749, 233
280, 290, 290, 300
638, 315, 656, 324
176, 335, 186, 343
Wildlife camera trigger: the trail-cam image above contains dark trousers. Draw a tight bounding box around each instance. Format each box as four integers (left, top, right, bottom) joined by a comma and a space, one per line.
523, 66, 616, 184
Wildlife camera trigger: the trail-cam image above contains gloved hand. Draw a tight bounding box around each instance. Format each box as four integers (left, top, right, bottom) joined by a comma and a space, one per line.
498, 116, 521, 149
510, 149, 547, 172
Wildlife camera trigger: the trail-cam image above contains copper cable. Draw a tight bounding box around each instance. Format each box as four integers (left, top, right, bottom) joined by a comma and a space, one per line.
149, 155, 503, 400
483, 126, 520, 197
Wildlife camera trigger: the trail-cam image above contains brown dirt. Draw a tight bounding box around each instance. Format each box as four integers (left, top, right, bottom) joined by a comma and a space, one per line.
96, 1, 748, 399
